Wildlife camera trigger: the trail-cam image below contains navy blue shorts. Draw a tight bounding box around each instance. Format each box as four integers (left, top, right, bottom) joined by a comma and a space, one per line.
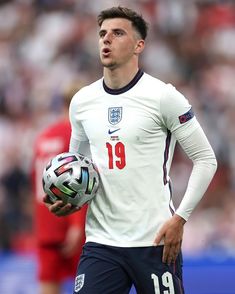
73, 242, 184, 294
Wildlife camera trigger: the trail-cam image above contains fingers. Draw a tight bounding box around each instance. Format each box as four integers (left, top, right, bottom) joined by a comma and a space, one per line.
154, 230, 179, 264
43, 197, 80, 217
53, 203, 80, 217
162, 242, 181, 265
155, 215, 184, 264
49, 201, 66, 214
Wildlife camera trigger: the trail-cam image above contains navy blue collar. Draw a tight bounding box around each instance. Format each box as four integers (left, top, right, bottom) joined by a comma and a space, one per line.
103, 69, 144, 95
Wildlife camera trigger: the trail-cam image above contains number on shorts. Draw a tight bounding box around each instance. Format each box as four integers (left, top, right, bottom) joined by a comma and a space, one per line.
151, 272, 175, 294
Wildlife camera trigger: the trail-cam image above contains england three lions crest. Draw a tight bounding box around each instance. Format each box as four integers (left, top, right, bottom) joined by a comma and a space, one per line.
74, 274, 85, 292
108, 107, 123, 125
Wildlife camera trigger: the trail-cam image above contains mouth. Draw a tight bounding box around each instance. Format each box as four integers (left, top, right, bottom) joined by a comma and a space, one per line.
102, 48, 111, 57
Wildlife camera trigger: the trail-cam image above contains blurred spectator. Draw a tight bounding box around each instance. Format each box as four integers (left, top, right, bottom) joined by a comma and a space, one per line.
32, 83, 87, 294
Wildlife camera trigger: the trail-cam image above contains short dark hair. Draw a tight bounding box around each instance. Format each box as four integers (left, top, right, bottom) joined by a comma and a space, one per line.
97, 6, 149, 40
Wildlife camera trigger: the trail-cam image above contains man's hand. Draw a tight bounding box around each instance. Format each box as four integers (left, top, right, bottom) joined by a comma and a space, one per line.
43, 195, 80, 217
154, 214, 186, 265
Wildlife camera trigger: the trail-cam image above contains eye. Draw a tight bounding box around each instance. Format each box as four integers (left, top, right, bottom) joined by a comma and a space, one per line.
114, 30, 124, 36
99, 31, 106, 38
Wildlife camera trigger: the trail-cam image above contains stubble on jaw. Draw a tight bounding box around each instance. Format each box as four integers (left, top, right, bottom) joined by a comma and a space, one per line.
101, 60, 118, 70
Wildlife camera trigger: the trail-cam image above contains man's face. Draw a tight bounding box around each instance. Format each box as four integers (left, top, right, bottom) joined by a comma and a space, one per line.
98, 18, 141, 69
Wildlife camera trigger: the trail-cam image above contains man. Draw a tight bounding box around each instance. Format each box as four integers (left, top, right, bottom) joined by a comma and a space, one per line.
44, 6, 217, 294
32, 85, 87, 294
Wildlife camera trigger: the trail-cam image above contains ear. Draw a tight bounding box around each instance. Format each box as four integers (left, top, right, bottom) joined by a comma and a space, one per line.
134, 40, 145, 55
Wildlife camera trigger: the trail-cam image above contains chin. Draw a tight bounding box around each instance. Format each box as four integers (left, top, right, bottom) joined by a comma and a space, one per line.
102, 61, 116, 69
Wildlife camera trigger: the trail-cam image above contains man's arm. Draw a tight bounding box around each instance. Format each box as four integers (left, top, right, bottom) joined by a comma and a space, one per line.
154, 125, 217, 264
175, 125, 217, 220
43, 91, 91, 216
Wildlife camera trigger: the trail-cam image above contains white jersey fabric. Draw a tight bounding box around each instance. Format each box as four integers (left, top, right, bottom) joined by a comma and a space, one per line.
69, 70, 217, 247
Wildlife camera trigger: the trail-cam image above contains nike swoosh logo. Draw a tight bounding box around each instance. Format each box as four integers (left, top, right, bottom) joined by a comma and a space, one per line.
108, 128, 120, 135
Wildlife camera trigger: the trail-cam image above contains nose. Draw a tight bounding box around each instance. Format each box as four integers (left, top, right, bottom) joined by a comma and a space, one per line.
103, 32, 112, 44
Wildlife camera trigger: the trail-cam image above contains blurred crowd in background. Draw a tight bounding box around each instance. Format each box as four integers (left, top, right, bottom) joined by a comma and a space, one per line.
0, 0, 234, 257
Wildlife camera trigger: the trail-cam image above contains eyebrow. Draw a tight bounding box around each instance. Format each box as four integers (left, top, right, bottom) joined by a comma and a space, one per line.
99, 28, 126, 35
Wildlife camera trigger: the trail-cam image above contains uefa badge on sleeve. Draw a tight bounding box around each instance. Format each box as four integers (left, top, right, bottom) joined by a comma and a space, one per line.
74, 274, 85, 292
178, 107, 194, 124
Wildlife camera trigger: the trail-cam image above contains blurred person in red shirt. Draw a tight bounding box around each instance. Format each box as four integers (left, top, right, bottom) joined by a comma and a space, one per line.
32, 84, 87, 294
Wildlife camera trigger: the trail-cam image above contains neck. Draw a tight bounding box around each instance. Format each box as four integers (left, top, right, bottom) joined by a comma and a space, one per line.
103, 62, 139, 89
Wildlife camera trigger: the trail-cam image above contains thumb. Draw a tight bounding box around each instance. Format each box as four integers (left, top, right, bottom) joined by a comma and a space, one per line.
153, 227, 165, 246
43, 194, 54, 204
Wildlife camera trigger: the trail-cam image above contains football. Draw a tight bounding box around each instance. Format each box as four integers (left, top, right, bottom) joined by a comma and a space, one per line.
42, 152, 99, 207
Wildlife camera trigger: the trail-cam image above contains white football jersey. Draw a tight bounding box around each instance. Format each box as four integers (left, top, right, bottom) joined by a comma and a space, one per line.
69, 70, 200, 247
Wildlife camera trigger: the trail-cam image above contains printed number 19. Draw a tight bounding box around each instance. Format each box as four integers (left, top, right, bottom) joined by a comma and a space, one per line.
106, 142, 126, 169
151, 272, 175, 294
